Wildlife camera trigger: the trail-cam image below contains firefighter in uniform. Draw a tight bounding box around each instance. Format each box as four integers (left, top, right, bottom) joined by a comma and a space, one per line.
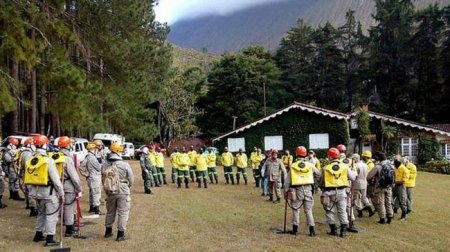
170, 148, 179, 184
251, 149, 263, 187
3, 138, 25, 201
188, 146, 198, 182
235, 149, 248, 185
264, 150, 286, 203
207, 148, 218, 184
155, 147, 167, 185
148, 146, 160, 187
284, 146, 320, 236
103, 142, 135, 242
221, 147, 234, 184
176, 147, 190, 188
196, 148, 208, 188
19, 137, 37, 215
53, 136, 82, 237
85, 142, 104, 213
282, 150, 293, 170
319, 147, 356, 237
393, 155, 409, 220
25, 135, 64, 246
404, 157, 417, 214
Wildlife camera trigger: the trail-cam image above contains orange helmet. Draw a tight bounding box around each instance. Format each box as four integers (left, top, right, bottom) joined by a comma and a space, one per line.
58, 136, 72, 148
24, 137, 33, 146
337, 144, 346, 153
295, 146, 307, 157
33, 135, 49, 147
328, 147, 340, 159
8, 138, 19, 146
93, 139, 103, 146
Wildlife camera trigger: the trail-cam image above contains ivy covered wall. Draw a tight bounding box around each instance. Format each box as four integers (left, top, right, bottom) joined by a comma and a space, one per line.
214, 109, 349, 158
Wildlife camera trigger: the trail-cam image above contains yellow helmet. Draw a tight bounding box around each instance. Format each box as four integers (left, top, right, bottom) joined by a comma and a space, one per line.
93, 139, 103, 146
362, 150, 372, 159
87, 143, 96, 151
110, 142, 124, 154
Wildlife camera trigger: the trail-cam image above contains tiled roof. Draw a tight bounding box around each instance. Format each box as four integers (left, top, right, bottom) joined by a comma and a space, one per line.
430, 124, 450, 132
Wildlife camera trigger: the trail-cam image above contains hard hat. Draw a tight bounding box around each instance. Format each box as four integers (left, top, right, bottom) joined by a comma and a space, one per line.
58, 136, 72, 148
337, 144, 346, 153
33, 135, 49, 147
8, 138, 19, 146
24, 137, 33, 146
327, 147, 340, 159
93, 139, 103, 146
86, 143, 96, 150
110, 142, 124, 154
295, 146, 307, 157
362, 150, 372, 158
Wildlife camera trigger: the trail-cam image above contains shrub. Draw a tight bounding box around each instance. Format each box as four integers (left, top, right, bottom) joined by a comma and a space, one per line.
420, 160, 450, 174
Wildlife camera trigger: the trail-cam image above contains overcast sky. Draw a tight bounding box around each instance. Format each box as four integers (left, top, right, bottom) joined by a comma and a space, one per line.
154, 0, 288, 24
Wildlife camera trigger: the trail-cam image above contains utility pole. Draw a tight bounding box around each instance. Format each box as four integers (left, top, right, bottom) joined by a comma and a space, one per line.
263, 81, 267, 116
232, 116, 238, 130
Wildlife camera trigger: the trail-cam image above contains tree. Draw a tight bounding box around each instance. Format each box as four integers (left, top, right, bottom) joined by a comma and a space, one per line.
198, 46, 281, 135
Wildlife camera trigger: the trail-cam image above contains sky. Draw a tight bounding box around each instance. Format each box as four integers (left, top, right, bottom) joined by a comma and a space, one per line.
154, 0, 288, 24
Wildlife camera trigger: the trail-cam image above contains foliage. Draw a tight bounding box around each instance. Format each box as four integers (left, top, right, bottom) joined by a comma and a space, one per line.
214, 109, 349, 156
198, 46, 281, 136
417, 134, 442, 164
420, 160, 450, 174
356, 107, 371, 138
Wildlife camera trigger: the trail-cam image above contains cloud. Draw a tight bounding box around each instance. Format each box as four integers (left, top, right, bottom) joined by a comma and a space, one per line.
155, 0, 288, 24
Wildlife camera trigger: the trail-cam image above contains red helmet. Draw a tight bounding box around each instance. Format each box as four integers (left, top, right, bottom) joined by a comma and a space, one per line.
24, 137, 33, 146
336, 144, 346, 153
58, 136, 72, 148
8, 138, 19, 146
33, 135, 49, 147
295, 146, 307, 157
328, 147, 340, 159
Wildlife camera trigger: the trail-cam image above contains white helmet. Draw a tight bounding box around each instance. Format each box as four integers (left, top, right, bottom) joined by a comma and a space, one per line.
142, 147, 149, 154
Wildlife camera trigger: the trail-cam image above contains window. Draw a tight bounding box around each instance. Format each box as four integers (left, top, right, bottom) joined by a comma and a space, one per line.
227, 138, 245, 152
309, 134, 329, 149
401, 138, 418, 157
442, 144, 450, 159
264, 136, 283, 151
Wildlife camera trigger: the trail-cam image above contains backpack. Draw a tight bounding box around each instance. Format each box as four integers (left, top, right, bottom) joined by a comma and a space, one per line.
377, 162, 395, 188
102, 162, 120, 194
78, 156, 90, 178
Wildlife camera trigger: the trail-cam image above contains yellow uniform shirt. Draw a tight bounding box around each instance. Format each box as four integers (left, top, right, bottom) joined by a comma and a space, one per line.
155, 152, 164, 168
235, 153, 248, 168
196, 153, 208, 171
221, 152, 234, 167
282, 154, 293, 168
148, 151, 156, 167
207, 152, 217, 167
366, 159, 375, 172
188, 150, 197, 166
314, 157, 322, 170
405, 162, 417, 188
395, 164, 410, 184
177, 153, 190, 171
170, 152, 179, 168
251, 153, 263, 169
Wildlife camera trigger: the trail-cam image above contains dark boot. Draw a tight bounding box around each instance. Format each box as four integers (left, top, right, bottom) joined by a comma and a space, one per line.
197, 180, 201, 188
290, 225, 298, 235
214, 174, 218, 184
25, 198, 30, 209
255, 178, 260, 187
357, 210, 363, 218
368, 207, 376, 217
145, 188, 152, 194
275, 197, 281, 204
347, 223, 359, 233
204, 180, 208, 188
94, 206, 104, 215
45, 235, 58, 246
230, 175, 235, 185
340, 224, 348, 237
327, 224, 337, 236
244, 176, 248, 185
236, 174, 240, 185
0, 195, 7, 209
65, 225, 75, 237
104, 227, 113, 238
393, 208, 398, 214
177, 178, 182, 188
267, 196, 273, 202
309, 226, 316, 237
378, 218, 386, 224
209, 174, 214, 183
9, 190, 13, 199
33, 231, 45, 242
387, 216, 393, 224
29, 207, 38, 216
225, 175, 230, 184
190, 171, 195, 182
13, 191, 25, 201
400, 211, 407, 221
88, 205, 94, 213
116, 231, 125, 242
185, 178, 189, 188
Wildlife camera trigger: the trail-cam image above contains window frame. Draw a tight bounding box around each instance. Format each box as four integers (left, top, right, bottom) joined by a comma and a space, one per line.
309, 133, 330, 149
264, 135, 283, 151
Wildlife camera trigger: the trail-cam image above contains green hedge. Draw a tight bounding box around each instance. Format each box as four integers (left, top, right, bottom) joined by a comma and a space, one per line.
214, 109, 349, 156
419, 160, 450, 174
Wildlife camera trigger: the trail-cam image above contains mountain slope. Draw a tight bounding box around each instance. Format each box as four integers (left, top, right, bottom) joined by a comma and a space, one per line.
168, 0, 450, 53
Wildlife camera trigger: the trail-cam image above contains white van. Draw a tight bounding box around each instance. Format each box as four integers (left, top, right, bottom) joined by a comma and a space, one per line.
92, 133, 124, 149
122, 142, 135, 159
54, 137, 88, 167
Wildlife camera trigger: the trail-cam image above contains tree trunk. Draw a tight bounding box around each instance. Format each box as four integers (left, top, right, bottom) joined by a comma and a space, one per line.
11, 60, 19, 133
30, 68, 37, 133
40, 85, 46, 134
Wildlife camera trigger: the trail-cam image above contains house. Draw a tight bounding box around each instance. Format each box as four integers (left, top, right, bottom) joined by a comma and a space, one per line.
212, 102, 350, 158
212, 102, 450, 163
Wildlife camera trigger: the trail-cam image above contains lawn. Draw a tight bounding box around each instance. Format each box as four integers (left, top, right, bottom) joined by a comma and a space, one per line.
0, 160, 449, 252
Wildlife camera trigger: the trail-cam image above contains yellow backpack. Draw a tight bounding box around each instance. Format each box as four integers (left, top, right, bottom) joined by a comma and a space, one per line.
51, 152, 66, 177
24, 155, 49, 186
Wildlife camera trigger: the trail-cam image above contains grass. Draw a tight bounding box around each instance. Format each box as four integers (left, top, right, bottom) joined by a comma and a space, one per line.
0, 159, 449, 252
